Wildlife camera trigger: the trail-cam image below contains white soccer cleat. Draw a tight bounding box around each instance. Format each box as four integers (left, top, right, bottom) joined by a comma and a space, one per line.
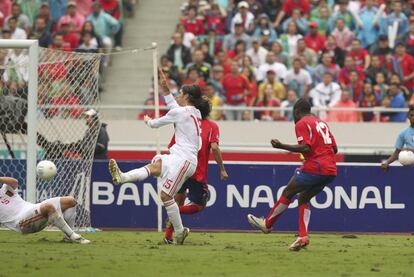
175, 227, 190, 245
65, 233, 91, 244
288, 236, 309, 251
109, 159, 122, 185
247, 214, 271, 234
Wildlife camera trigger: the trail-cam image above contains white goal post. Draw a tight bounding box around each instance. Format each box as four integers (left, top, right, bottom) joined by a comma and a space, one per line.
0, 39, 38, 203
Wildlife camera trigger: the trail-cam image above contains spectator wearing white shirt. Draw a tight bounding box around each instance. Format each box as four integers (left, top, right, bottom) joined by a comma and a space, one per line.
284, 58, 312, 97
310, 72, 342, 109
231, 1, 255, 34
246, 38, 268, 68
7, 17, 26, 40
257, 52, 287, 82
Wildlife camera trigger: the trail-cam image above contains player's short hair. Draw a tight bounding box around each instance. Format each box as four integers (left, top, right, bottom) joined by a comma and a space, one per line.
293, 98, 311, 114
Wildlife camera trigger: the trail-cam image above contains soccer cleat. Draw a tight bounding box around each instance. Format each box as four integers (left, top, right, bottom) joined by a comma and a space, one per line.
175, 227, 190, 245
288, 236, 309, 251
247, 214, 271, 234
65, 233, 91, 244
163, 237, 174, 245
109, 159, 122, 185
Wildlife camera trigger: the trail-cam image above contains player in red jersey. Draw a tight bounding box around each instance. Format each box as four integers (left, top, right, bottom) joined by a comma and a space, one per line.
164, 95, 229, 244
247, 98, 337, 251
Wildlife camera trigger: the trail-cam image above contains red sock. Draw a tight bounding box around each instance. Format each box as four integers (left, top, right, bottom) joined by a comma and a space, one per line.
298, 203, 311, 237
179, 204, 201, 214
164, 225, 174, 240
265, 195, 290, 229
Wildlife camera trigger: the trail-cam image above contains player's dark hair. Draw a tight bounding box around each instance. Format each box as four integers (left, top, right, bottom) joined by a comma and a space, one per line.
182, 84, 202, 106
196, 96, 212, 119
293, 98, 311, 114
409, 105, 414, 113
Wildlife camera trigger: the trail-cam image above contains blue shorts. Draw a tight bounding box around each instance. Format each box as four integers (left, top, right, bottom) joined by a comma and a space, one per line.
294, 168, 336, 191
177, 178, 209, 206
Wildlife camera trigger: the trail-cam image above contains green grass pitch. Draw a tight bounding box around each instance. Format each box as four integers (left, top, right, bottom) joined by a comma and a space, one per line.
0, 230, 413, 277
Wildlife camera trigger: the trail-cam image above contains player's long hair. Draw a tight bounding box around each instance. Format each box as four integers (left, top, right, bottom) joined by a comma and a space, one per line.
182, 84, 205, 109
196, 96, 212, 119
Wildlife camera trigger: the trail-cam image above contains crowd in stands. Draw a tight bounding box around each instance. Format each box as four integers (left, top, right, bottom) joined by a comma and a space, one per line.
147, 0, 414, 122
0, 0, 135, 103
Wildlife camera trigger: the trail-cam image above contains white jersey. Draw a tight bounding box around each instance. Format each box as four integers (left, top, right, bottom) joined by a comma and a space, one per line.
147, 94, 201, 165
0, 184, 34, 226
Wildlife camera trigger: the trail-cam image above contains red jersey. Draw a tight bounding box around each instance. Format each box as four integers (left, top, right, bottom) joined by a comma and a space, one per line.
347, 49, 368, 67
304, 33, 326, 53
222, 74, 250, 105
281, 0, 310, 16
388, 54, 414, 90
295, 115, 337, 176
169, 119, 220, 183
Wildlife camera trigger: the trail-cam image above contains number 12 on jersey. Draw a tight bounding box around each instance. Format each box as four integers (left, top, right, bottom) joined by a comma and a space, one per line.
315, 122, 332, 145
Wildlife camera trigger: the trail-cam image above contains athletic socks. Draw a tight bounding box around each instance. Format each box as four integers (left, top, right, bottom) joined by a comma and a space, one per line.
164, 199, 184, 234
165, 203, 202, 240
265, 195, 290, 229
121, 166, 150, 183
179, 203, 201, 215
48, 212, 76, 238
63, 207, 76, 229
298, 203, 311, 237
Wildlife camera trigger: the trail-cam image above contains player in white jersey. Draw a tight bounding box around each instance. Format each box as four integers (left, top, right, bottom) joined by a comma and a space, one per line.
0, 176, 90, 244
109, 74, 205, 245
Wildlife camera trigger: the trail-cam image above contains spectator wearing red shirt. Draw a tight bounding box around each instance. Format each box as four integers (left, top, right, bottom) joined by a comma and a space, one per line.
182, 67, 206, 90
359, 82, 379, 122
388, 43, 414, 92
205, 4, 226, 35
347, 39, 370, 70
273, 0, 311, 28
222, 61, 251, 120
338, 56, 365, 88
181, 6, 205, 36
346, 71, 364, 103
49, 32, 71, 52
304, 22, 326, 53
58, 2, 85, 33
59, 21, 80, 50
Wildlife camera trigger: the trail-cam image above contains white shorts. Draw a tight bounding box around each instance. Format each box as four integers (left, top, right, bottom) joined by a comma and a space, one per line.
7, 197, 62, 234
152, 154, 196, 197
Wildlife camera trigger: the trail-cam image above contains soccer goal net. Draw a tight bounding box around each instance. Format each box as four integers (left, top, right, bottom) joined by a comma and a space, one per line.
0, 45, 101, 229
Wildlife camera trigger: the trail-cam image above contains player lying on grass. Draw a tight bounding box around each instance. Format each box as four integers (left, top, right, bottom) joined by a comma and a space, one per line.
247, 98, 337, 251
163, 94, 229, 244
381, 106, 414, 171
109, 73, 207, 245
0, 176, 90, 244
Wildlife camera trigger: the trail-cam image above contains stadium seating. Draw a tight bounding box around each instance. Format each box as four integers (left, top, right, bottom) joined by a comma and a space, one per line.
153, 0, 414, 122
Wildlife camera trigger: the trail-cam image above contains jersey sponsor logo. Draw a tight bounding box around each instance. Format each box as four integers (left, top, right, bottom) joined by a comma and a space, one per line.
297, 136, 304, 142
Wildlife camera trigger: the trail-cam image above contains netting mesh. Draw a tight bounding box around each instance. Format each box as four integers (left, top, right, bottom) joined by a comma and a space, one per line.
0, 47, 101, 229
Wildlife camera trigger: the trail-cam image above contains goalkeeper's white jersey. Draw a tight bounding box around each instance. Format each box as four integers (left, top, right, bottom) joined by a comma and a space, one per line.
0, 184, 33, 224
147, 94, 201, 165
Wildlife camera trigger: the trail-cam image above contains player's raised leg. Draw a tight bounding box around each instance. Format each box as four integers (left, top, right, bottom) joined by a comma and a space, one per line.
109, 159, 151, 185
247, 176, 304, 233
39, 196, 90, 244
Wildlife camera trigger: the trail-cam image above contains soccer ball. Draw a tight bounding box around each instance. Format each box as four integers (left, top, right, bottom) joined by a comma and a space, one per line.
36, 160, 57, 181
398, 150, 414, 166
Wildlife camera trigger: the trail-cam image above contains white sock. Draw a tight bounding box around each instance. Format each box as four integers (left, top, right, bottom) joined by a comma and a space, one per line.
164, 199, 184, 234
49, 212, 76, 238
121, 166, 150, 182
63, 207, 76, 229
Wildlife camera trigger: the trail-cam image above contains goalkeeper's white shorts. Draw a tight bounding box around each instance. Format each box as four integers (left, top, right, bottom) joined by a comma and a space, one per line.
152, 154, 196, 197
7, 197, 62, 234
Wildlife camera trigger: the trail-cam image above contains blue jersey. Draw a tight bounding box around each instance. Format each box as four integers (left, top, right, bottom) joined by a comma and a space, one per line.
395, 127, 414, 150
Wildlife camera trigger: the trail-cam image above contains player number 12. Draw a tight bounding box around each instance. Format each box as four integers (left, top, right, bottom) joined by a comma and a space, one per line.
315, 122, 332, 145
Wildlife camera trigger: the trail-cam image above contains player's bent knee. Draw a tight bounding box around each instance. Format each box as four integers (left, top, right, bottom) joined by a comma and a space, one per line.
40, 202, 56, 215
147, 160, 162, 177
160, 191, 173, 203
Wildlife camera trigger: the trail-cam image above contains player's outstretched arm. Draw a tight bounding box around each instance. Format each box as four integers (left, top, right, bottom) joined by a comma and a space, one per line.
0, 177, 18, 190
159, 69, 179, 110
381, 149, 401, 171
271, 139, 311, 154
211, 142, 229, 181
